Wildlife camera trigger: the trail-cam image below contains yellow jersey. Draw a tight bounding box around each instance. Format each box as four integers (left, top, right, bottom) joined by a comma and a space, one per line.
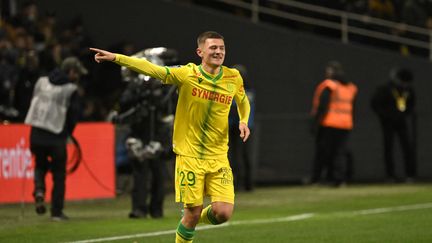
114, 54, 250, 159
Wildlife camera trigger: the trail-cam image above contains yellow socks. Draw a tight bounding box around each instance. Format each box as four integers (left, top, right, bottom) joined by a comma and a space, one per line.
176, 205, 222, 242
199, 205, 220, 225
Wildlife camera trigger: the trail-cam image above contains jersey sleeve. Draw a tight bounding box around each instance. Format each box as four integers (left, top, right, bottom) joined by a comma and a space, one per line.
234, 75, 251, 125
164, 64, 193, 86
114, 54, 169, 81
114, 54, 190, 86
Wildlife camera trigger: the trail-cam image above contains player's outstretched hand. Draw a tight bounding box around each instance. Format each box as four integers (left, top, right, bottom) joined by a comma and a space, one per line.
239, 122, 250, 142
89, 48, 116, 63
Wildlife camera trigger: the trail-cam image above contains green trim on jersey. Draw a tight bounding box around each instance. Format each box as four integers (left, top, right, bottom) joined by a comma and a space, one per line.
198, 65, 223, 82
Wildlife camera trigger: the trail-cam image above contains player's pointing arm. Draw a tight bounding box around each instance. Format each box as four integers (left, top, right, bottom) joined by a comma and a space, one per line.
90, 47, 168, 81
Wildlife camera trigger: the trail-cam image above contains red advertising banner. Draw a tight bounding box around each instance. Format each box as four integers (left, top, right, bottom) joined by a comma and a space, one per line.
0, 123, 116, 204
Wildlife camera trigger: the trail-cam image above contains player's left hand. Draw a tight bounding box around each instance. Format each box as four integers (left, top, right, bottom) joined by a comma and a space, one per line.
239, 122, 250, 142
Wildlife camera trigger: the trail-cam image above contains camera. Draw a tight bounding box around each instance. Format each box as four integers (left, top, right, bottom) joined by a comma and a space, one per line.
114, 47, 179, 162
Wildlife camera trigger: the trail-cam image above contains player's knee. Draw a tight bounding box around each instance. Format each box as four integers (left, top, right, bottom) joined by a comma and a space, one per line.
217, 212, 231, 223
213, 208, 233, 223
212, 202, 234, 223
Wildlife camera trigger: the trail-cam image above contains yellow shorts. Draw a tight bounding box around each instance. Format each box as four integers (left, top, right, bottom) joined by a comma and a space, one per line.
175, 155, 235, 207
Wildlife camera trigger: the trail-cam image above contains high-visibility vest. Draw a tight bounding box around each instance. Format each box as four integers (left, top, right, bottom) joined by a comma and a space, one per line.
312, 79, 357, 130
25, 77, 77, 134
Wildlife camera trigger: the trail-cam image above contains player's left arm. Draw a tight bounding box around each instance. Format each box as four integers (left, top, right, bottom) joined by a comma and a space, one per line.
234, 76, 251, 142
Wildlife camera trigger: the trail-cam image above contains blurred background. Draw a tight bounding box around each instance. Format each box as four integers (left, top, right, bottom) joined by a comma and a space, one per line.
1, 0, 432, 194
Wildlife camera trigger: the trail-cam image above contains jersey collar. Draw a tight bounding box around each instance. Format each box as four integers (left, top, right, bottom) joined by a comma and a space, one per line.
198, 65, 223, 83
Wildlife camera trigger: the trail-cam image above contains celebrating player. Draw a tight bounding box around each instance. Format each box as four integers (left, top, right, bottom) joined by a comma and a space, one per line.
90, 31, 251, 243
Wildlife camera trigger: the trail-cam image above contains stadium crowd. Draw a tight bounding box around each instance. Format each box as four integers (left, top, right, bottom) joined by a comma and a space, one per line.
181, 0, 432, 57
185, 0, 432, 28
1, 0, 431, 122
0, 1, 128, 123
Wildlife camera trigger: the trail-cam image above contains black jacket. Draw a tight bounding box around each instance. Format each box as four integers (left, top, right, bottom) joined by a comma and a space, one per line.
371, 81, 416, 123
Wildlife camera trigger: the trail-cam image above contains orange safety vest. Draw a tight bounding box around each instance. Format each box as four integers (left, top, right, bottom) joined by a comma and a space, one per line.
312, 79, 357, 130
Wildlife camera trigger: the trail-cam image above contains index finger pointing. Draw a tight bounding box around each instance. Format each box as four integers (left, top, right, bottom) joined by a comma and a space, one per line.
89, 47, 103, 53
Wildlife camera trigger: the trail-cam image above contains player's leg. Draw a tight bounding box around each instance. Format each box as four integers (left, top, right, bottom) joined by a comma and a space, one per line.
200, 158, 235, 225
200, 201, 233, 225
176, 205, 202, 243
174, 155, 204, 242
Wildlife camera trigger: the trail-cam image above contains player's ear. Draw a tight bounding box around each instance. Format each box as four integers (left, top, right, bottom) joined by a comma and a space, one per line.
196, 47, 203, 58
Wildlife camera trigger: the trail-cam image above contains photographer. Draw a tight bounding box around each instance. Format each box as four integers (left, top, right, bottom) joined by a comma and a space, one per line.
25, 57, 87, 221
115, 48, 177, 219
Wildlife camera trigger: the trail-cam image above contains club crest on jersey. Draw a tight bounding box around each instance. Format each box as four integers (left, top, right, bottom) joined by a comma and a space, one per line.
218, 167, 233, 185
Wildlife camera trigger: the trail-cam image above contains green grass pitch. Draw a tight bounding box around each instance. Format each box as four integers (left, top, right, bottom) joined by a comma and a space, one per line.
1, 184, 432, 242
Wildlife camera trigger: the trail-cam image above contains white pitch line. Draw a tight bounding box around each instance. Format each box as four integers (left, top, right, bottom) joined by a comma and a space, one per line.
65, 213, 314, 243
228, 213, 315, 226
66, 229, 177, 243
351, 202, 432, 215
66, 202, 432, 243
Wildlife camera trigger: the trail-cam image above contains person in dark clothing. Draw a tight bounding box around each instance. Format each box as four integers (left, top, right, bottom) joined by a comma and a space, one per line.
116, 48, 177, 219
25, 56, 87, 221
118, 79, 175, 219
228, 64, 255, 191
371, 67, 417, 182
310, 61, 358, 187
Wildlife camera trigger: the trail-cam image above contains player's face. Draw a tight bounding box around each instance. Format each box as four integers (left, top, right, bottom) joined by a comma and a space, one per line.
197, 38, 225, 68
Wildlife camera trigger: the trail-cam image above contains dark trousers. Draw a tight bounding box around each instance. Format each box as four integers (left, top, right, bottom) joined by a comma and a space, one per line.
312, 127, 350, 185
131, 158, 165, 217
380, 120, 416, 178
229, 127, 254, 191
31, 143, 67, 216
